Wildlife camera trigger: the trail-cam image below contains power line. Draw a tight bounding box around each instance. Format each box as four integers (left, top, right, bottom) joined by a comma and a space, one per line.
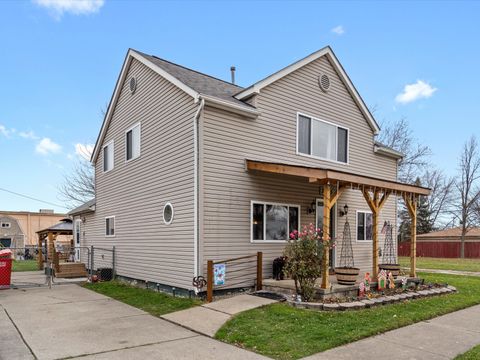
0, 187, 69, 210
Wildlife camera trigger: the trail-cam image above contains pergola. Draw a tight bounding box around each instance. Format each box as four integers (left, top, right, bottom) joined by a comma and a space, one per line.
246, 160, 431, 289
36, 219, 73, 271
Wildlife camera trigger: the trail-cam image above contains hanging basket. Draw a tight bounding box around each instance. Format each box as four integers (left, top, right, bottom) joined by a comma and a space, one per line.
335, 266, 360, 285
379, 263, 401, 278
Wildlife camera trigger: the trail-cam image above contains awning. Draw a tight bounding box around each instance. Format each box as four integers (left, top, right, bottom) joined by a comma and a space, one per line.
245, 159, 430, 196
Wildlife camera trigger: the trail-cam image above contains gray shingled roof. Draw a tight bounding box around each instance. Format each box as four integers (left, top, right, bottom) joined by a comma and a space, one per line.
37, 219, 73, 234
68, 198, 96, 216
134, 51, 256, 110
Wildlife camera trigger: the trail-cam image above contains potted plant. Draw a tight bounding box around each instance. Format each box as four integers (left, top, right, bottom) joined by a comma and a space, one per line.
283, 224, 333, 301
335, 217, 359, 285
379, 221, 400, 278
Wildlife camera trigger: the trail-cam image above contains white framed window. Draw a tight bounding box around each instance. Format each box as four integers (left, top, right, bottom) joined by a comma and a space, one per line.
251, 201, 300, 242
126, 122, 141, 161
103, 141, 114, 172
163, 202, 174, 225
297, 112, 349, 164
356, 211, 373, 241
105, 216, 115, 237
1, 222, 11, 228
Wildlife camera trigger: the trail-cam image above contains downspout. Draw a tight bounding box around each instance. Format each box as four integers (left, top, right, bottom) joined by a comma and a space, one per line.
193, 96, 205, 293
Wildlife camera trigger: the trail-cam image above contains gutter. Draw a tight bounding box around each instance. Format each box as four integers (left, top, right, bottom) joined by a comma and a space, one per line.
374, 144, 403, 160
193, 96, 205, 293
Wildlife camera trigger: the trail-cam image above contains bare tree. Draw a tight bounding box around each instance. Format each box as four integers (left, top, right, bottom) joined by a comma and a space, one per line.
452, 136, 480, 258
377, 117, 431, 183
59, 159, 95, 208
421, 169, 455, 229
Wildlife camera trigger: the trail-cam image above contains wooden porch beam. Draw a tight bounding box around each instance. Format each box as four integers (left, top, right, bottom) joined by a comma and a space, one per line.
320, 184, 331, 290
402, 193, 418, 277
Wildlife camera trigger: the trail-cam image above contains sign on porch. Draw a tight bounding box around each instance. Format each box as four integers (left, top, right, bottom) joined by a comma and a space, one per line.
214, 263, 226, 285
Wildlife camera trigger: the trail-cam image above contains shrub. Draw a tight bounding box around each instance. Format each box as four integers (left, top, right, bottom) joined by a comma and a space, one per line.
283, 224, 333, 301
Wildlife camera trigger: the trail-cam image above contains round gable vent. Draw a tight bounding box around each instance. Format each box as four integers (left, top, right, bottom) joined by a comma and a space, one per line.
129, 77, 137, 94
318, 73, 330, 92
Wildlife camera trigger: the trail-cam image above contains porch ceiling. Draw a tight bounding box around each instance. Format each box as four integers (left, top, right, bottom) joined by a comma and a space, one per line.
245, 159, 430, 196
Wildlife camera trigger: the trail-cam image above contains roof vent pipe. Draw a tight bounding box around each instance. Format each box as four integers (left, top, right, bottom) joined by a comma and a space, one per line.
230, 66, 236, 85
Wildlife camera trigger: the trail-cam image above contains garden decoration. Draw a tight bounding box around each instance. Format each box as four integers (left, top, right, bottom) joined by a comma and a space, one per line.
388, 271, 395, 289
401, 276, 408, 290
364, 272, 371, 292
359, 281, 366, 298
379, 221, 401, 278
335, 217, 360, 285
377, 269, 387, 290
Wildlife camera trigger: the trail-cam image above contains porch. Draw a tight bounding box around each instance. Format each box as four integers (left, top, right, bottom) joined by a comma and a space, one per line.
246, 159, 431, 290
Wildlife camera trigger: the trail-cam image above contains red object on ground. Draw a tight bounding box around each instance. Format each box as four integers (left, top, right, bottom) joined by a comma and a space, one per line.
0, 249, 12, 290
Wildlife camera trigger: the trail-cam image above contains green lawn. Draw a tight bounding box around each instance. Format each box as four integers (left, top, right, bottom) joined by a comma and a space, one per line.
12, 260, 38, 272
399, 256, 480, 272
455, 344, 480, 360
216, 273, 480, 360
84, 281, 201, 316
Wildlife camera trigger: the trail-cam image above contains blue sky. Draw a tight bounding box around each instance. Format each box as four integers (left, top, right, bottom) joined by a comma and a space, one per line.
1, 0, 479, 213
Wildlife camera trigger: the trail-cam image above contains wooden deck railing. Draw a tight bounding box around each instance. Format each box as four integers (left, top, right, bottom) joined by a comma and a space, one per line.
206, 252, 263, 302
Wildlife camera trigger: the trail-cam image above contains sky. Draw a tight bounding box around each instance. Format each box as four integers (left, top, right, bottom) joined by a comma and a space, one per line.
1, 0, 479, 213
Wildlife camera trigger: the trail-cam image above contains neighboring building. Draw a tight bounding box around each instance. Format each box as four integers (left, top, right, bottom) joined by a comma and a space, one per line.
70, 46, 427, 294
0, 210, 68, 247
399, 227, 480, 258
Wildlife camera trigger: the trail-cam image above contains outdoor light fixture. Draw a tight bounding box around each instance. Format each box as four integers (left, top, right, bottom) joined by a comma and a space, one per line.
339, 204, 349, 217
308, 200, 316, 214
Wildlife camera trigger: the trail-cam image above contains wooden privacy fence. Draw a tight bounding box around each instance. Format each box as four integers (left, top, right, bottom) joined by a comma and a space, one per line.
399, 241, 480, 259
207, 252, 262, 303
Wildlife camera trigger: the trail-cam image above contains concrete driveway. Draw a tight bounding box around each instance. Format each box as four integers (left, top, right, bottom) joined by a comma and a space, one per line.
0, 284, 267, 360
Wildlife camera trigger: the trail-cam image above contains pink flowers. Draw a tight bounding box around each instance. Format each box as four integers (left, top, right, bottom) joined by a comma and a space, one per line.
289, 223, 335, 248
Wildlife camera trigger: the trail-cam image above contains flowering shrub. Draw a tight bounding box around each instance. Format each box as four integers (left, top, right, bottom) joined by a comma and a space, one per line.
283, 224, 335, 301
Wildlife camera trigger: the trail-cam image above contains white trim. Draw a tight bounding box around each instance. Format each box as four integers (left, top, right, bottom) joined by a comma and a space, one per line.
235, 46, 380, 135
193, 98, 204, 285
163, 202, 174, 225
250, 200, 301, 243
91, 49, 200, 163
125, 121, 141, 163
355, 210, 373, 242
105, 216, 116, 237
102, 140, 114, 173
374, 144, 403, 159
201, 94, 259, 119
296, 112, 350, 165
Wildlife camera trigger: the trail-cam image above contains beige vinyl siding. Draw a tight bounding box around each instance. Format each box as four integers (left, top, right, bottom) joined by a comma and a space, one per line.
201, 54, 398, 281
88, 58, 197, 290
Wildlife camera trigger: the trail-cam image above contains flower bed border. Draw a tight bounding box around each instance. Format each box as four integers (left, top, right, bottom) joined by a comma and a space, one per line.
287, 285, 457, 311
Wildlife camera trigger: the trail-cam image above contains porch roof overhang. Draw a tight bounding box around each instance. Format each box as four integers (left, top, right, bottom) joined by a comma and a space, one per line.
245, 159, 430, 196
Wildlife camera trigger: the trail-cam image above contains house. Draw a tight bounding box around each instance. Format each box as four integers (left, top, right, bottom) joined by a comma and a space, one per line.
399, 227, 480, 258
69, 46, 428, 294
0, 209, 68, 249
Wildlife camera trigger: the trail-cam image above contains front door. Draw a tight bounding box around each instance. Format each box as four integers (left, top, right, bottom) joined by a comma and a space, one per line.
74, 220, 81, 262
316, 199, 336, 268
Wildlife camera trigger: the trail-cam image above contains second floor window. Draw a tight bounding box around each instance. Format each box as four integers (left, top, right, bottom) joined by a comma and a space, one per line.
126, 123, 141, 161
103, 141, 114, 172
297, 114, 348, 163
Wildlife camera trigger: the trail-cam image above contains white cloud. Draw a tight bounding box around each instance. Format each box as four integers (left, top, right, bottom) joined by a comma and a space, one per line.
74, 143, 94, 160
33, 0, 104, 19
0, 125, 11, 137
36, 137, 62, 155
331, 25, 345, 35
395, 80, 437, 104
19, 130, 39, 140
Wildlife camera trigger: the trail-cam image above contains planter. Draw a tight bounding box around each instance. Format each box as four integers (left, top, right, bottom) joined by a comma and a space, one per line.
379, 264, 401, 278
335, 267, 360, 285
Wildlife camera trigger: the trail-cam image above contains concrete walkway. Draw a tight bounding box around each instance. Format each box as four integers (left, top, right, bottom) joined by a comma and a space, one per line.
162, 294, 277, 337
302, 304, 480, 360
0, 285, 268, 359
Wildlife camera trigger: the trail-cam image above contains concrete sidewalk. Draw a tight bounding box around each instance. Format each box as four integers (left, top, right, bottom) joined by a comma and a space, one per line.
0, 285, 267, 360
162, 294, 277, 337
302, 304, 480, 360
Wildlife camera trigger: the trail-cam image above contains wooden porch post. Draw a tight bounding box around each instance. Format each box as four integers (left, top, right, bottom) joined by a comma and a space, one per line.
38, 234, 44, 271
403, 193, 418, 277
321, 184, 331, 289
362, 189, 390, 279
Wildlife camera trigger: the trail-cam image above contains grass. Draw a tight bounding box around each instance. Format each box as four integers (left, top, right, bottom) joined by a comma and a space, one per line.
84, 280, 201, 316
12, 260, 38, 272
399, 256, 480, 272
455, 344, 480, 360
216, 273, 480, 360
